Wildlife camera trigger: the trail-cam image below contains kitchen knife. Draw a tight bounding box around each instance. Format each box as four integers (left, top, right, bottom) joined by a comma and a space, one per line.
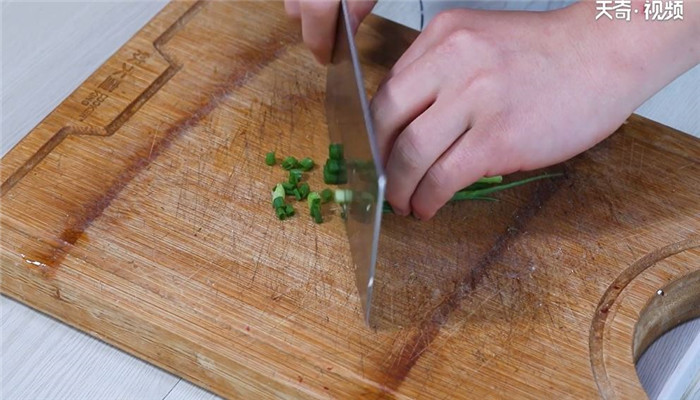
325, 0, 386, 326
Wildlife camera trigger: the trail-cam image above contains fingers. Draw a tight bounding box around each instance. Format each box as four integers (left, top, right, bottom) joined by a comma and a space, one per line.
347, 0, 376, 34
300, 1, 340, 64
292, 0, 376, 65
285, 0, 301, 19
383, 94, 473, 216
410, 125, 503, 220
371, 56, 443, 166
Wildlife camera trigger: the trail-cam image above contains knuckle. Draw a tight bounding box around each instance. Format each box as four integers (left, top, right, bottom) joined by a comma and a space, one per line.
439, 29, 475, 54
423, 161, 453, 198
392, 129, 423, 172
427, 10, 457, 35
476, 123, 514, 170
410, 166, 450, 219
369, 82, 388, 117
485, 116, 511, 149
468, 71, 498, 94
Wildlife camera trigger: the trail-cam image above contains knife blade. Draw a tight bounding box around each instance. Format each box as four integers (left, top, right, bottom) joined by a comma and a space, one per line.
325, 0, 385, 326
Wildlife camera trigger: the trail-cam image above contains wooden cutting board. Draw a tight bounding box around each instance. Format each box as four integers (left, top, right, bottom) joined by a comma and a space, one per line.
2, 1, 699, 398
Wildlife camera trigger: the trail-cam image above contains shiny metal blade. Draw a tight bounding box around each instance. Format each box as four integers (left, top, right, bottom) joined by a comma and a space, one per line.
326, 0, 385, 326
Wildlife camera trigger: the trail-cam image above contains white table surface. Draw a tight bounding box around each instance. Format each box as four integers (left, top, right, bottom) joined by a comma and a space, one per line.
2, 1, 699, 399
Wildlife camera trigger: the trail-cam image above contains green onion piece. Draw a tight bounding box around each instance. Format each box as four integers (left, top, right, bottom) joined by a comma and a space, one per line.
284, 204, 295, 217
310, 201, 321, 216
307, 192, 321, 208
290, 169, 303, 181
323, 165, 337, 184
336, 166, 347, 184
275, 206, 287, 220
299, 157, 314, 171
310, 203, 323, 223
320, 188, 333, 204
272, 183, 285, 202
334, 189, 353, 204
380, 172, 563, 213
282, 182, 296, 195
329, 144, 344, 161
471, 196, 499, 201
382, 202, 394, 214
459, 176, 505, 191
476, 176, 503, 185
327, 159, 340, 174
265, 152, 276, 166
273, 197, 285, 209
282, 156, 299, 170
288, 169, 302, 185
298, 182, 310, 200
451, 173, 562, 201
293, 188, 302, 201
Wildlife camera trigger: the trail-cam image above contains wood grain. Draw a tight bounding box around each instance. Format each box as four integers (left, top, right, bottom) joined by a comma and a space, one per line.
1, 2, 699, 398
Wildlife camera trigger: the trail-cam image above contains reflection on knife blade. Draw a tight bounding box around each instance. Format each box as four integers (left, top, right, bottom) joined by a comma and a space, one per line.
326, 0, 386, 326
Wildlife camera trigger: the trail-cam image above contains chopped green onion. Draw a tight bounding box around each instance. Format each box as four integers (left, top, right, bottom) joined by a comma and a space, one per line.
327, 159, 340, 174
476, 176, 503, 185
320, 188, 333, 204
282, 182, 296, 195
382, 202, 394, 214
322, 144, 348, 184
336, 167, 347, 184
307, 192, 321, 208
329, 144, 344, 161
265, 152, 276, 166
298, 182, 310, 200
275, 207, 287, 220
288, 169, 302, 185
284, 204, 295, 217
293, 188, 302, 201
323, 165, 337, 184
291, 169, 303, 180
334, 189, 352, 204
282, 156, 300, 170
310, 203, 323, 223
272, 184, 285, 211
450, 173, 562, 201
272, 183, 285, 202
381, 172, 563, 213
308, 192, 323, 223
299, 157, 314, 171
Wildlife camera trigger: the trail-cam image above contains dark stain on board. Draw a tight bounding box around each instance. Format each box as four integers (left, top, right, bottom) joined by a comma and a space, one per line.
17, 9, 295, 276
379, 174, 566, 390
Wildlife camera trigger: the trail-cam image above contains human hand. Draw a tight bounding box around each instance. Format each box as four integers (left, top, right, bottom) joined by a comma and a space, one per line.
373, 3, 700, 220
285, 0, 376, 64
